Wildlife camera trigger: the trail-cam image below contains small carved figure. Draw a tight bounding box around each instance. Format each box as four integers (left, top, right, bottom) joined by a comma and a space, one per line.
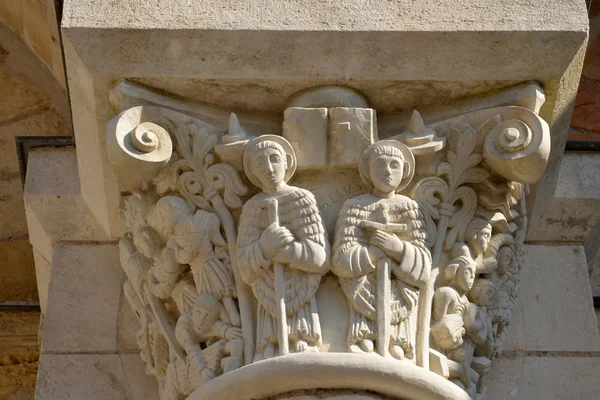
147, 196, 241, 326
488, 244, 519, 355
237, 135, 330, 361
465, 217, 497, 274
431, 256, 476, 391
332, 140, 431, 360
467, 279, 496, 399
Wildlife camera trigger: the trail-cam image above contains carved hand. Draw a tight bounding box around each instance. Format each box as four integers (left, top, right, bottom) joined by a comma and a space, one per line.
225, 326, 243, 341
369, 231, 404, 258
259, 222, 295, 260
272, 244, 295, 264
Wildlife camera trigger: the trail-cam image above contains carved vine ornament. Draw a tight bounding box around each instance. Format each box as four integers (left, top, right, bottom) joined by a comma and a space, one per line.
107, 83, 550, 400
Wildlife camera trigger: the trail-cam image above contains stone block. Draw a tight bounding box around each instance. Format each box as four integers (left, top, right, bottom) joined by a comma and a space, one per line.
283, 107, 328, 170
328, 108, 377, 168
0, 60, 50, 124
0, 239, 37, 303
0, 0, 23, 36
42, 243, 122, 353
503, 245, 600, 352
22, 0, 53, 68
32, 248, 51, 313
36, 353, 159, 400
23, 147, 110, 261
487, 354, 600, 400
0, 178, 28, 241
528, 152, 600, 242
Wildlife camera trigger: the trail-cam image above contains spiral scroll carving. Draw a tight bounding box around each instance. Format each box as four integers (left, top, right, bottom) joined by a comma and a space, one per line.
481, 106, 550, 184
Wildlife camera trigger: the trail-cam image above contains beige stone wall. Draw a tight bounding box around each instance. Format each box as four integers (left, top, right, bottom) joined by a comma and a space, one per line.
0, 0, 66, 88
0, 1, 70, 398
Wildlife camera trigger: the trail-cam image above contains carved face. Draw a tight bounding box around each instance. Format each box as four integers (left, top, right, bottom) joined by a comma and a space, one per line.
472, 282, 496, 307
468, 225, 492, 256
457, 263, 476, 292
498, 247, 513, 272
250, 147, 287, 191
369, 155, 404, 193
134, 227, 163, 259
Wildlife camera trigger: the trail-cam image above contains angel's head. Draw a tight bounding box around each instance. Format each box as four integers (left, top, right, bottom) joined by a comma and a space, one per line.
466, 217, 492, 257
146, 196, 192, 240
359, 141, 415, 196
468, 278, 496, 307
193, 293, 220, 335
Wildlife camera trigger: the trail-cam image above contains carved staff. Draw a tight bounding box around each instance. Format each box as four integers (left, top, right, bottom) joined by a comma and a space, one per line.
360, 203, 408, 357
265, 198, 290, 356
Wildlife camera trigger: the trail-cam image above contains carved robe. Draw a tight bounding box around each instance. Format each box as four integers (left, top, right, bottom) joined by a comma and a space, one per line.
331, 194, 431, 354
237, 188, 330, 356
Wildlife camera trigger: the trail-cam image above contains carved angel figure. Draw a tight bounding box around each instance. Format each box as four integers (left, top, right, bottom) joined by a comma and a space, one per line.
237, 135, 330, 361
331, 140, 431, 360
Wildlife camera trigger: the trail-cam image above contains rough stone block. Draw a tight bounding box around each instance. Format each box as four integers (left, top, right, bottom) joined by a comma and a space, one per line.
24, 147, 110, 261
528, 152, 600, 242
22, 0, 53, 68
487, 355, 600, 400
0, 239, 37, 303
503, 245, 600, 352
283, 107, 328, 170
32, 248, 51, 314
0, 0, 23, 36
328, 108, 377, 168
42, 243, 122, 353
0, 59, 50, 124
36, 353, 159, 400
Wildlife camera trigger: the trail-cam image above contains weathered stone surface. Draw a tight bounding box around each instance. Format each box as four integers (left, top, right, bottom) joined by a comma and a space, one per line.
32, 248, 50, 314
42, 244, 121, 353
503, 245, 600, 352
24, 147, 110, 262
487, 354, 600, 399
0, 239, 37, 303
528, 152, 600, 242
0, 0, 23, 36
36, 353, 159, 400
22, 0, 52, 67
0, 309, 40, 400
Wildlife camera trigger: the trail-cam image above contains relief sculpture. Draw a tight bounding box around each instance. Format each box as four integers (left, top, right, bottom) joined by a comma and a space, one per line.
107, 82, 551, 400
237, 135, 330, 360
331, 140, 431, 360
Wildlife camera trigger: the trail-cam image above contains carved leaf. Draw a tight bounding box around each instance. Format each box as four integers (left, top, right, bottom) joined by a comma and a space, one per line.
444, 186, 477, 250
177, 171, 211, 211
190, 126, 219, 171
154, 157, 190, 194
205, 164, 249, 209
458, 167, 489, 185
411, 176, 449, 247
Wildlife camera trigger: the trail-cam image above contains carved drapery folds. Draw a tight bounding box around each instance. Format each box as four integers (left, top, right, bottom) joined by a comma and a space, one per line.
107, 82, 549, 400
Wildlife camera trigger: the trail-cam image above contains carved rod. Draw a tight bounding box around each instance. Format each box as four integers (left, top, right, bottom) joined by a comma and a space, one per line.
208, 193, 255, 364
415, 202, 454, 369
376, 204, 391, 358
266, 198, 290, 356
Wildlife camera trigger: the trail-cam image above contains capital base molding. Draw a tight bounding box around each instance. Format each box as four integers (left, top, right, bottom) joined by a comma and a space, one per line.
107, 83, 551, 400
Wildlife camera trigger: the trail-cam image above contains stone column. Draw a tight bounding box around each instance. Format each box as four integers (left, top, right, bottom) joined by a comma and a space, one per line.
28, 1, 600, 399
